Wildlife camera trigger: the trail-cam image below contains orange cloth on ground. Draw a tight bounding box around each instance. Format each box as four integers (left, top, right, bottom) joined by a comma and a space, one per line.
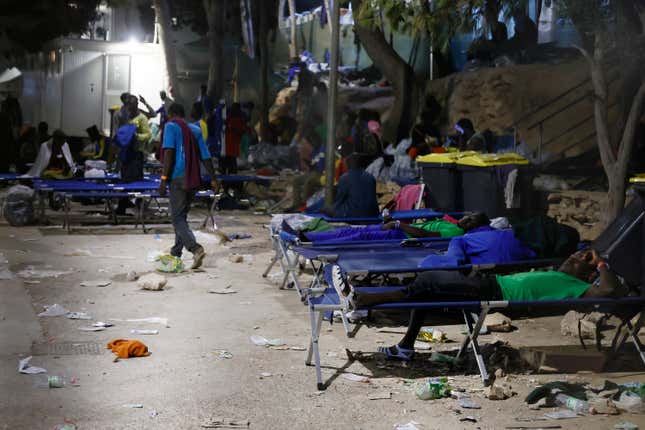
107, 339, 150, 358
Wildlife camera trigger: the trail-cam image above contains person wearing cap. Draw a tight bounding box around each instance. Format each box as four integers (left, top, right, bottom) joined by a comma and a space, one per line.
454, 118, 487, 152
25, 129, 76, 178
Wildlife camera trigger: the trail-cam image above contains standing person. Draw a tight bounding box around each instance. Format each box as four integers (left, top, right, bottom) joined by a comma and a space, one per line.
116, 92, 131, 127
121, 95, 151, 180
1, 92, 23, 169
222, 103, 245, 174
198, 84, 213, 119
115, 95, 151, 214
190, 102, 208, 142
158, 103, 219, 269
290, 124, 324, 211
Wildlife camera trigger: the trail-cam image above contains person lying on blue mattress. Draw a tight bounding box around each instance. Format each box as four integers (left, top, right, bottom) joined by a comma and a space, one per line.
331, 249, 628, 360
291, 212, 488, 243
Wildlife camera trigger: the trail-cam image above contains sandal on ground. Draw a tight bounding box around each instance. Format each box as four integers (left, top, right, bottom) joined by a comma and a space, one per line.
377, 345, 415, 361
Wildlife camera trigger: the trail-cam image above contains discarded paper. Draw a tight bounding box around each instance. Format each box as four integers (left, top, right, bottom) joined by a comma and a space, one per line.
18, 356, 47, 374
80, 280, 111, 288
341, 373, 370, 383
38, 304, 69, 317
250, 335, 285, 347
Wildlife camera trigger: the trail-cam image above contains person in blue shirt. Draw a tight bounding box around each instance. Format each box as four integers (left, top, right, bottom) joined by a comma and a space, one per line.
417, 213, 536, 269
333, 154, 379, 218
158, 103, 219, 269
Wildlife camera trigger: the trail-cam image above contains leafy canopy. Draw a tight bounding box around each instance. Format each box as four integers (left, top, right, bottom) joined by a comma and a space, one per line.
355, 0, 527, 50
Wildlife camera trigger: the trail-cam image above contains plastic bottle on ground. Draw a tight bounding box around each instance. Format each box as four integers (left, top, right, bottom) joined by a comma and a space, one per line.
415, 377, 451, 400
554, 393, 593, 414
35, 375, 78, 389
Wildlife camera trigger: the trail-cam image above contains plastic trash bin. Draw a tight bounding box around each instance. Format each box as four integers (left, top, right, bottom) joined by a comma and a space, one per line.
455, 153, 530, 218
417, 151, 477, 212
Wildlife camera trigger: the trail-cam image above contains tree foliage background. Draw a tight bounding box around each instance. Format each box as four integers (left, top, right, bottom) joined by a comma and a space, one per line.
0, 1, 102, 54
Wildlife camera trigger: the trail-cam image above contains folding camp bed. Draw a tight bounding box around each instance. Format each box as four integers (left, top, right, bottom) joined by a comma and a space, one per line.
307, 208, 452, 224
303, 239, 560, 289
267, 232, 451, 299
31, 179, 161, 222
305, 184, 645, 389
30, 179, 217, 232
315, 257, 561, 337
306, 283, 645, 390
262, 209, 456, 297
57, 189, 217, 233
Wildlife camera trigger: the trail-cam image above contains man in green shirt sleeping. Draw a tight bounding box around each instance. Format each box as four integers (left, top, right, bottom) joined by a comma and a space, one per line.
330, 248, 629, 360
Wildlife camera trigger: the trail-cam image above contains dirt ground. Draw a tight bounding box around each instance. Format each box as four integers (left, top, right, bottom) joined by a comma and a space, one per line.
1, 209, 644, 430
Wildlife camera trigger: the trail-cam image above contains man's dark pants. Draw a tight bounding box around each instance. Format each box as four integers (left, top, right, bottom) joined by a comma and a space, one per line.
169, 178, 199, 257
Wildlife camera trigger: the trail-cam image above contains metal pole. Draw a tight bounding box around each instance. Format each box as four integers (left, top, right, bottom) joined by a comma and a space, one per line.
324, 0, 340, 210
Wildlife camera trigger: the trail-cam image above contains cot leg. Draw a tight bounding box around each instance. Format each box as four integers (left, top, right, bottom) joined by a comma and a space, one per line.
136, 198, 147, 233
262, 235, 279, 278
106, 199, 117, 225
63, 195, 71, 233
458, 309, 491, 386
306, 308, 325, 390
38, 191, 46, 223
627, 314, 645, 367
263, 254, 278, 278
341, 311, 352, 338
201, 197, 216, 229
279, 240, 301, 293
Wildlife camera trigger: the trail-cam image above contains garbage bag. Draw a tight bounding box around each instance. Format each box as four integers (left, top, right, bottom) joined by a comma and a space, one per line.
3, 185, 35, 226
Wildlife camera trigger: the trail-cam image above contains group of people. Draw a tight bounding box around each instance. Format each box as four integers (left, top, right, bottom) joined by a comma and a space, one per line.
312, 211, 629, 362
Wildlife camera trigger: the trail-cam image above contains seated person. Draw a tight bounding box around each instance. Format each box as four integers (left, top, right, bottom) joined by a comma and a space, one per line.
333, 154, 379, 219
25, 129, 76, 178
453, 118, 488, 152
296, 213, 486, 243
81, 125, 108, 160
331, 249, 627, 360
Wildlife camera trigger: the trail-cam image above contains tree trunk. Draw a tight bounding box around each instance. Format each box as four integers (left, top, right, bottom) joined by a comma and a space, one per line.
580, 35, 645, 222
323, 0, 332, 33
153, 0, 182, 103
288, 0, 297, 59
203, 0, 225, 102
350, 0, 417, 143
258, 1, 271, 141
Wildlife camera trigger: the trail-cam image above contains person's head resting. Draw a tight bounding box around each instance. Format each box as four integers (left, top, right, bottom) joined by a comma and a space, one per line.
458, 212, 489, 232
200, 84, 207, 95
160, 90, 167, 101
52, 129, 66, 147
168, 103, 185, 119
190, 102, 204, 122
120, 92, 130, 105
558, 249, 599, 283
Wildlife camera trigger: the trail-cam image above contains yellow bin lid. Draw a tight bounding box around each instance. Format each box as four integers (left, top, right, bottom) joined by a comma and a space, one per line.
630, 174, 645, 183
456, 153, 529, 167
417, 151, 479, 164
